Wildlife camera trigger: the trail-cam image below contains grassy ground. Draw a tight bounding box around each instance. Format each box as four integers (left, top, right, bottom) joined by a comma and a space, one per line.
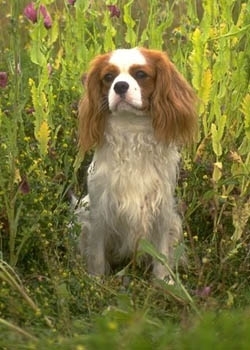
0, 0, 250, 348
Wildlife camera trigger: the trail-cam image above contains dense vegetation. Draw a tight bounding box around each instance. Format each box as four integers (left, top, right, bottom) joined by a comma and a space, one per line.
0, 0, 250, 348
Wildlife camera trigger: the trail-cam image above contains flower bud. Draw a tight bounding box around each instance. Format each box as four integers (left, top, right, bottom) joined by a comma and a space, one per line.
23, 2, 37, 23
0, 72, 8, 88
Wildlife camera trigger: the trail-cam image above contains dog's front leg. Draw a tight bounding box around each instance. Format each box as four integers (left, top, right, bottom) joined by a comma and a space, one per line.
152, 214, 182, 281
152, 256, 170, 280
87, 223, 106, 275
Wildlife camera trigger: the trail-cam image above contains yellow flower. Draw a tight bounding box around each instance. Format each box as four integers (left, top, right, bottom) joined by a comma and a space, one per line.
36, 121, 50, 156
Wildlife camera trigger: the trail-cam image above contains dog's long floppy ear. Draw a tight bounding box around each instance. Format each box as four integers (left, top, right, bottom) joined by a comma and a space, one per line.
149, 51, 197, 145
78, 54, 110, 154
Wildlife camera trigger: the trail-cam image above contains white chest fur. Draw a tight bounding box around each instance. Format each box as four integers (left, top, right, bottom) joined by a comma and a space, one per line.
87, 113, 180, 252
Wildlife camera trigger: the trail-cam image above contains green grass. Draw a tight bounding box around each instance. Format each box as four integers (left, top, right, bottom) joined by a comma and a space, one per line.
0, 0, 250, 348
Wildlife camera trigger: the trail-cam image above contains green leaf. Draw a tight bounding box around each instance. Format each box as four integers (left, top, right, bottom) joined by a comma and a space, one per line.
211, 123, 222, 157
139, 239, 166, 265
30, 42, 47, 67
212, 161, 223, 182
29, 21, 48, 67
123, 0, 137, 46
241, 94, 250, 139
103, 11, 116, 52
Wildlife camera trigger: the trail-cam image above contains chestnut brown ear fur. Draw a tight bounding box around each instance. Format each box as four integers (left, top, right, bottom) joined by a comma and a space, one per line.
78, 53, 110, 154
143, 49, 197, 145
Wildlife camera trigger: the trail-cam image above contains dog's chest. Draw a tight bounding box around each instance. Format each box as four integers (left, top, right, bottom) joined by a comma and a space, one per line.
88, 127, 179, 217
89, 141, 163, 194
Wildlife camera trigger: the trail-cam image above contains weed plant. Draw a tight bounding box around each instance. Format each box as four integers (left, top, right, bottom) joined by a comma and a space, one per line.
0, 0, 250, 348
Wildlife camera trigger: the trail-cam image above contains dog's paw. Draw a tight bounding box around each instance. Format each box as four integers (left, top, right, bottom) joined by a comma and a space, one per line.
163, 275, 175, 285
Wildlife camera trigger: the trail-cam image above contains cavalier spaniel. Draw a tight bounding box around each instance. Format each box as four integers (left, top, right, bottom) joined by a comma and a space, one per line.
76, 47, 197, 280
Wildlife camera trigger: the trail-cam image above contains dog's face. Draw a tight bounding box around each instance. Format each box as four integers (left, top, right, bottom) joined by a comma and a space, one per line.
102, 48, 155, 114
79, 47, 197, 152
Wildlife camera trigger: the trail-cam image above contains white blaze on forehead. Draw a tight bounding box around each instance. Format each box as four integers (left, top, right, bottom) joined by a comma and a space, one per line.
109, 48, 146, 72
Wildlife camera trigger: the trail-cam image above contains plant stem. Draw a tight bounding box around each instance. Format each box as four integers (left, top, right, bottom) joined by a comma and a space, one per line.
0, 318, 37, 341
7, 0, 22, 266
0, 259, 53, 328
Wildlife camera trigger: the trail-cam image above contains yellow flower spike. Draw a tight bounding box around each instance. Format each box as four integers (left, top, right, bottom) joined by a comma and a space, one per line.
241, 93, 250, 139
76, 346, 86, 350
107, 321, 118, 330
199, 69, 212, 114
28, 78, 34, 87
36, 120, 50, 156
35, 309, 41, 317
14, 168, 21, 184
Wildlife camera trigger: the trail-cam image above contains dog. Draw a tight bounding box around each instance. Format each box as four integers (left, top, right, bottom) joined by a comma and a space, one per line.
76, 47, 197, 279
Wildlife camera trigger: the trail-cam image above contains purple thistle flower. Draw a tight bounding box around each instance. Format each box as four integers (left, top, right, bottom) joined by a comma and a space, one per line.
68, 0, 76, 5
43, 14, 52, 29
23, 3, 52, 29
0, 72, 8, 88
107, 5, 120, 18
23, 2, 37, 23
39, 5, 52, 29
19, 177, 30, 195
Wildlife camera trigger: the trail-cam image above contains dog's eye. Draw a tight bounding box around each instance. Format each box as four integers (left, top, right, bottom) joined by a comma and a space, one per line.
103, 73, 114, 83
134, 70, 148, 79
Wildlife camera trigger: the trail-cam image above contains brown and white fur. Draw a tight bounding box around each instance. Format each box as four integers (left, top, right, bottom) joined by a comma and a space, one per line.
76, 47, 197, 279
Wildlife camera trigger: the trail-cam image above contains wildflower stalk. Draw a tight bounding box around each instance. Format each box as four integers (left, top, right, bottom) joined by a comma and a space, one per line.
162, 259, 201, 317
0, 318, 37, 341
139, 239, 201, 317
0, 259, 53, 328
5, 0, 23, 266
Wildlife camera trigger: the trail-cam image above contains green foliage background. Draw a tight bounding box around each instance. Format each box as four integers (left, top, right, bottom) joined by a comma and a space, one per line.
0, 0, 250, 348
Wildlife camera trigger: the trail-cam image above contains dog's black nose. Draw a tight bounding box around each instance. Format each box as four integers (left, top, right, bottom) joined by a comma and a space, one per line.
114, 81, 129, 95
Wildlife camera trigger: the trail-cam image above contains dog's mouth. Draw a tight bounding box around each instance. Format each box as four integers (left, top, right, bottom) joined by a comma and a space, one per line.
116, 100, 136, 110
111, 97, 144, 114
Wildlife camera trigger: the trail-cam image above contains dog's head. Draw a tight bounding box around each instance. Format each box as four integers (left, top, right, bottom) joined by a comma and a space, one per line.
79, 48, 197, 152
